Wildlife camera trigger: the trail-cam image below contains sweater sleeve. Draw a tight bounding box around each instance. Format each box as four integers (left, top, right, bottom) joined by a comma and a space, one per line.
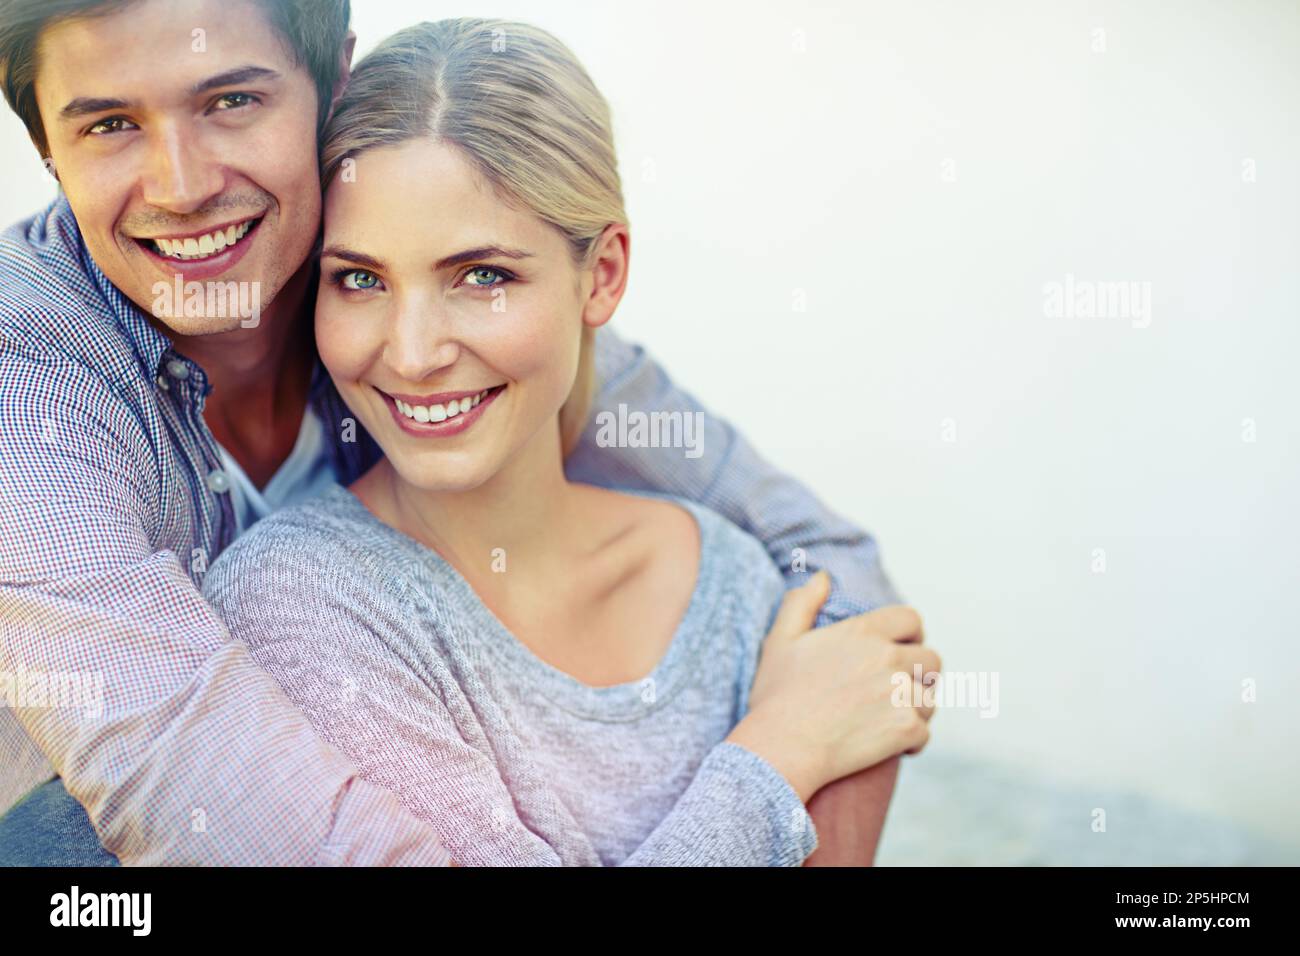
619, 742, 818, 866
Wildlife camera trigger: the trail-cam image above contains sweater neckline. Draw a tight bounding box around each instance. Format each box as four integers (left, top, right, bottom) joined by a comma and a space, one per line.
325, 482, 722, 722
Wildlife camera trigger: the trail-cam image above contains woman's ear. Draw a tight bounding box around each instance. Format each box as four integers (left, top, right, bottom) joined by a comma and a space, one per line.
581, 224, 630, 330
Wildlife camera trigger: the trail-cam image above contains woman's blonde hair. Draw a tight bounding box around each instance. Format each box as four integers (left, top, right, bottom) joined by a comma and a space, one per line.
321, 18, 626, 456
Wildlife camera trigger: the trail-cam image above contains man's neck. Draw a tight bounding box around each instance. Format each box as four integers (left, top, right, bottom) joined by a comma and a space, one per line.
168, 264, 317, 488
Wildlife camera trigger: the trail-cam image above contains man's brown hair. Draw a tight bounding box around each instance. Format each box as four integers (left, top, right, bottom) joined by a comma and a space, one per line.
0, 0, 351, 158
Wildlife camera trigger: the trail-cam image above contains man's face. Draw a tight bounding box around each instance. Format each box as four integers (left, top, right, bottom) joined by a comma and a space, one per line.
34, 0, 324, 335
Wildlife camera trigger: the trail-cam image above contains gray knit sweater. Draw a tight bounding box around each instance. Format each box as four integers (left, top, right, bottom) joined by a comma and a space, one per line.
201, 482, 818, 866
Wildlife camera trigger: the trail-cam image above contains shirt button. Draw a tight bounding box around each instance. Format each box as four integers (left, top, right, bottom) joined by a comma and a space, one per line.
166, 359, 190, 380
206, 469, 231, 494
155, 375, 169, 391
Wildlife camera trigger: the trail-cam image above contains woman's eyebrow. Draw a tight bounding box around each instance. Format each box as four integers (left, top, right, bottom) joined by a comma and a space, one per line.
434, 246, 533, 270
319, 245, 533, 271
319, 246, 386, 270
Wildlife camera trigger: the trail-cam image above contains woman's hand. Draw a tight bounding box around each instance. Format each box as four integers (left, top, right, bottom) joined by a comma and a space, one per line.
726, 571, 940, 803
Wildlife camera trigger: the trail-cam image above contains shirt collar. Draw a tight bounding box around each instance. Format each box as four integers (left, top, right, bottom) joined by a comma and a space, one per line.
51, 193, 200, 390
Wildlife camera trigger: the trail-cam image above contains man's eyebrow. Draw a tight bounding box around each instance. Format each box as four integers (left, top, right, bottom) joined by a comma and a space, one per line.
190, 65, 281, 97
319, 245, 534, 271
60, 96, 131, 120
58, 66, 281, 121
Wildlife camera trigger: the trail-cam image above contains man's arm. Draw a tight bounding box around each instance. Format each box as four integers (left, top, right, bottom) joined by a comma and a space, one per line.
802, 758, 900, 866
572, 329, 902, 620
569, 328, 905, 865
0, 342, 451, 865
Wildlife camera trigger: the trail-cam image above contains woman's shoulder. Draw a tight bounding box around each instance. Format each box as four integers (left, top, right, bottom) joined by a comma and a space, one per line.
619, 490, 777, 569
585, 486, 785, 603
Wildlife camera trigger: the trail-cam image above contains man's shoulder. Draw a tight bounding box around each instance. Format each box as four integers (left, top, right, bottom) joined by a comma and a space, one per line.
0, 197, 135, 375
0, 197, 94, 315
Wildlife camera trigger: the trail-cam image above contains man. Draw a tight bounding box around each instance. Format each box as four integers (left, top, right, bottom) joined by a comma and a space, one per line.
0, 0, 905, 865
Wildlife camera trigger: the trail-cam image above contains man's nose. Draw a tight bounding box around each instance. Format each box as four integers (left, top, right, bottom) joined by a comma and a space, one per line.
139, 123, 225, 214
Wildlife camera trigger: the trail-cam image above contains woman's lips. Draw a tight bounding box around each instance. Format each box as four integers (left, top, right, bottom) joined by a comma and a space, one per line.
381, 384, 506, 439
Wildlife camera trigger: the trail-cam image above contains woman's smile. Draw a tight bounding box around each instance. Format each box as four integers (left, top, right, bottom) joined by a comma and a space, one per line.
378, 383, 507, 438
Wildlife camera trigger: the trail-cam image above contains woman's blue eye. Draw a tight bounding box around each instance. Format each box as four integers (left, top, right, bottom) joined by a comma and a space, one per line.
464, 267, 508, 287
340, 270, 380, 291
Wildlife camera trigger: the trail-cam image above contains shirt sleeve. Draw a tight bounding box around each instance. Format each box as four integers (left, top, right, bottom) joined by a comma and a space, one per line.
0, 341, 451, 866
203, 532, 568, 868
566, 327, 902, 625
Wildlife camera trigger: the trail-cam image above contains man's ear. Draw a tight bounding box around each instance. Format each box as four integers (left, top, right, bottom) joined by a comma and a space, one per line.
329, 30, 358, 114
581, 224, 630, 331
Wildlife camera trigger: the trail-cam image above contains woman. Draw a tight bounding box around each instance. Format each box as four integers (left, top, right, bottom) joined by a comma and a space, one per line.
202, 17, 939, 865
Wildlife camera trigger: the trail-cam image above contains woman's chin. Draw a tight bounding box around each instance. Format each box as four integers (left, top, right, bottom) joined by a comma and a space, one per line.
389, 457, 495, 496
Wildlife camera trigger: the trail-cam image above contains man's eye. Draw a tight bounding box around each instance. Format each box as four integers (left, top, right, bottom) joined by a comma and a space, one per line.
213, 92, 258, 111
339, 270, 381, 291
86, 116, 137, 136
464, 267, 511, 288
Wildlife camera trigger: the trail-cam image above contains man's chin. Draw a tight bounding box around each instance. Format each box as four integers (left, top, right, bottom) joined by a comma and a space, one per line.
153, 314, 257, 338
127, 268, 270, 337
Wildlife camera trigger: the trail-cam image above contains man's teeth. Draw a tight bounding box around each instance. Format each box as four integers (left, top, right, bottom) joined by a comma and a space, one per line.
150, 220, 255, 260
395, 389, 492, 423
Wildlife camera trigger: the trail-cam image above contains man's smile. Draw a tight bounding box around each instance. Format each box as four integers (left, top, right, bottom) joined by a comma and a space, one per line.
131, 214, 264, 260
129, 214, 266, 280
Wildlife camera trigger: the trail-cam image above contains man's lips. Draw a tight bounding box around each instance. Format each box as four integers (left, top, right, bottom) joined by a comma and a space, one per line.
131, 215, 264, 280
132, 214, 263, 260
134, 213, 263, 243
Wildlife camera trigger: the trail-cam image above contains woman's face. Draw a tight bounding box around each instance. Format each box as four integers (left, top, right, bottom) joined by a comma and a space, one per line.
316, 139, 591, 492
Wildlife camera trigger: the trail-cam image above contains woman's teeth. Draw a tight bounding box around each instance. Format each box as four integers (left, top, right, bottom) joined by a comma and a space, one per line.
395, 389, 492, 423
150, 219, 256, 260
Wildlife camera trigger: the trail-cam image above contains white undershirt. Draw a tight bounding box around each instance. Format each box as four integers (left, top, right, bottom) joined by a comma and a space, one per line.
214, 405, 339, 537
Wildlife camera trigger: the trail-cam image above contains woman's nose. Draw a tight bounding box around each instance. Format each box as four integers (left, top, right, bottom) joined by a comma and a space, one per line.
384, 304, 462, 384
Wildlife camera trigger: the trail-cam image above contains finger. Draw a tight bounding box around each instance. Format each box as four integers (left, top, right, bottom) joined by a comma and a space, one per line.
857, 605, 925, 644
767, 570, 831, 643
897, 645, 942, 684
893, 674, 936, 721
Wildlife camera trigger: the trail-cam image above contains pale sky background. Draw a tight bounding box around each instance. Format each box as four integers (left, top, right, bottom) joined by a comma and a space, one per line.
2, 1, 1296, 846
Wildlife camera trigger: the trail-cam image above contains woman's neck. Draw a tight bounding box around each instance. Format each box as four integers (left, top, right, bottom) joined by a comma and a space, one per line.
358, 422, 583, 584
